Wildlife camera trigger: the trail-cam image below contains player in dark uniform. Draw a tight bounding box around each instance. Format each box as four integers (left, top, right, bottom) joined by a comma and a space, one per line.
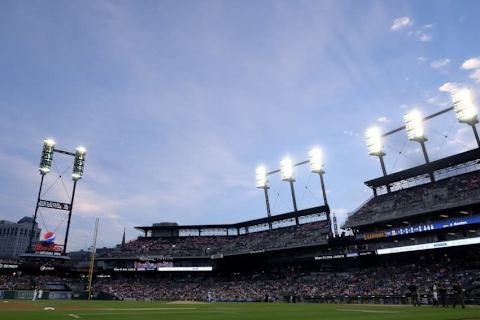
439, 284, 448, 307
452, 282, 465, 309
408, 283, 419, 306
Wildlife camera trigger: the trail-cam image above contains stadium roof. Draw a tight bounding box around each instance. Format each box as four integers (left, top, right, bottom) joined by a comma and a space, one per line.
135, 205, 329, 233
365, 148, 480, 189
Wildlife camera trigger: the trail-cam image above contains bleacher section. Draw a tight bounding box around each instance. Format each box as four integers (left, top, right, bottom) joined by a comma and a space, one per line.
101, 220, 330, 258
345, 170, 480, 228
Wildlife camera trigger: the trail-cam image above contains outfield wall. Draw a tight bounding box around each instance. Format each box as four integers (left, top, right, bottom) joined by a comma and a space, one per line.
0, 290, 71, 300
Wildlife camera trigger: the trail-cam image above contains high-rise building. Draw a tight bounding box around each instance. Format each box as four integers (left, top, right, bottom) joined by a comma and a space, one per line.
0, 217, 41, 258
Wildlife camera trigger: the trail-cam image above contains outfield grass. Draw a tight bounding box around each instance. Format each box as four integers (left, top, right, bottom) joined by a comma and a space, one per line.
0, 300, 478, 320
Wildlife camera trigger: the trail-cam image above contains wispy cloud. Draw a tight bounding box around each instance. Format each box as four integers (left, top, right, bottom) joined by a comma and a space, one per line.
439, 82, 459, 93
409, 24, 434, 42
391, 16, 412, 31
417, 56, 427, 63
430, 58, 450, 69
377, 116, 390, 123
461, 57, 480, 83
470, 69, 480, 83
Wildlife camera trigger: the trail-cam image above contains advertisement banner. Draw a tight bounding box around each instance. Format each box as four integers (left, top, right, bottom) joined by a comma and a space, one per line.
364, 215, 480, 240
376, 236, 480, 255
38, 200, 70, 211
48, 291, 72, 300
15, 290, 34, 300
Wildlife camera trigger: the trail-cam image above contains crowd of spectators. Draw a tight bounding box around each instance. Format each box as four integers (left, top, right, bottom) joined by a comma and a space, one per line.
0, 273, 66, 290
94, 257, 480, 303
346, 170, 480, 227
104, 220, 330, 258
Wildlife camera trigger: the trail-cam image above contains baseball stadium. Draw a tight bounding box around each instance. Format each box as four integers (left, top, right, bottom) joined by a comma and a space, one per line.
1, 1, 480, 320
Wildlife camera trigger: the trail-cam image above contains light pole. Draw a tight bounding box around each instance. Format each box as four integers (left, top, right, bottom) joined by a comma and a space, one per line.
27, 139, 86, 256
365, 127, 391, 193
256, 166, 272, 229
451, 88, 480, 148
404, 109, 434, 182
280, 158, 298, 224
308, 147, 332, 234
28, 139, 55, 251
63, 146, 86, 254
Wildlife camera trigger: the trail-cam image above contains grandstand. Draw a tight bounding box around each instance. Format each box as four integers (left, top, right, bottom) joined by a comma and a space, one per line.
2, 141, 480, 305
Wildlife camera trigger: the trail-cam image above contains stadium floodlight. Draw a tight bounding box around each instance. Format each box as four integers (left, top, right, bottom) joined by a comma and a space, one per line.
39, 139, 56, 175
404, 109, 434, 180
365, 127, 384, 156
255, 166, 272, 220
404, 109, 426, 142
451, 88, 480, 147
365, 127, 389, 190
452, 88, 478, 125
72, 146, 87, 181
309, 147, 329, 206
309, 148, 324, 174
255, 166, 268, 189
280, 157, 295, 181
280, 157, 298, 213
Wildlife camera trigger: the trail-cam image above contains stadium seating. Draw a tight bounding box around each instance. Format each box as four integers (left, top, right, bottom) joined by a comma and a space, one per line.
346, 170, 480, 227
101, 220, 330, 258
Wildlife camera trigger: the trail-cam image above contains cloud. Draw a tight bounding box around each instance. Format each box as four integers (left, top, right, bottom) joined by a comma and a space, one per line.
439, 82, 459, 93
418, 33, 432, 42
377, 116, 390, 123
409, 24, 434, 42
417, 56, 427, 63
470, 69, 480, 83
391, 16, 412, 31
430, 58, 450, 69
461, 57, 480, 70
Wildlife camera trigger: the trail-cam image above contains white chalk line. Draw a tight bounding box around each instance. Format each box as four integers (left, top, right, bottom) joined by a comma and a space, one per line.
337, 308, 401, 314
68, 314, 80, 319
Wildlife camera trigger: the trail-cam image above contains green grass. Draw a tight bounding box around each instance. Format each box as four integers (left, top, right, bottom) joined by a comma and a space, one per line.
0, 300, 478, 320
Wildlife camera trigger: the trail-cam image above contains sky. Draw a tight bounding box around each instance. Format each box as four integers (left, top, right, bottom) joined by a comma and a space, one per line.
1, 0, 480, 251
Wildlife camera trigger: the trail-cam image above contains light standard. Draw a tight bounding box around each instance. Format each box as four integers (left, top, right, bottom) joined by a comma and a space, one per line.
365, 127, 390, 193
451, 88, 480, 147
280, 158, 298, 224
404, 109, 434, 182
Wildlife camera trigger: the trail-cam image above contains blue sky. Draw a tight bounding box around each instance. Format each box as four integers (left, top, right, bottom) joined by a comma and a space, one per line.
1, 0, 480, 251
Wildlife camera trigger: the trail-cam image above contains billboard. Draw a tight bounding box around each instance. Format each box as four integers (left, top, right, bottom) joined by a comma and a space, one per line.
364, 215, 480, 240
376, 236, 480, 255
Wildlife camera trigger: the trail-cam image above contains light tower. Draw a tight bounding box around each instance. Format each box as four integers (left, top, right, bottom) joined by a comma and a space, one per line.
280, 157, 298, 218
365, 127, 391, 193
451, 88, 480, 147
404, 109, 435, 182
256, 166, 272, 228
63, 146, 87, 254
27, 139, 86, 255
28, 139, 56, 250
308, 147, 332, 234
308, 148, 328, 206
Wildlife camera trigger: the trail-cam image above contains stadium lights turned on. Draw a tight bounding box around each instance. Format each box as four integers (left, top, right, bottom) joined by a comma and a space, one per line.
39, 138, 56, 175
404, 109, 426, 142
72, 146, 87, 181
452, 88, 478, 125
308, 148, 324, 174
255, 166, 268, 189
280, 158, 295, 181
365, 127, 384, 156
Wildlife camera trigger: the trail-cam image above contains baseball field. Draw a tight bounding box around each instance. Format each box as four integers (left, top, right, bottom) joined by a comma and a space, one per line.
0, 300, 479, 320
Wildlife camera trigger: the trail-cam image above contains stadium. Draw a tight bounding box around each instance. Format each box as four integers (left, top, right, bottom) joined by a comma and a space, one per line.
1, 1, 480, 320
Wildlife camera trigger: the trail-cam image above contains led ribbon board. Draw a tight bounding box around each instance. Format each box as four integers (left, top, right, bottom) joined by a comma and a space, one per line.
376, 236, 480, 255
